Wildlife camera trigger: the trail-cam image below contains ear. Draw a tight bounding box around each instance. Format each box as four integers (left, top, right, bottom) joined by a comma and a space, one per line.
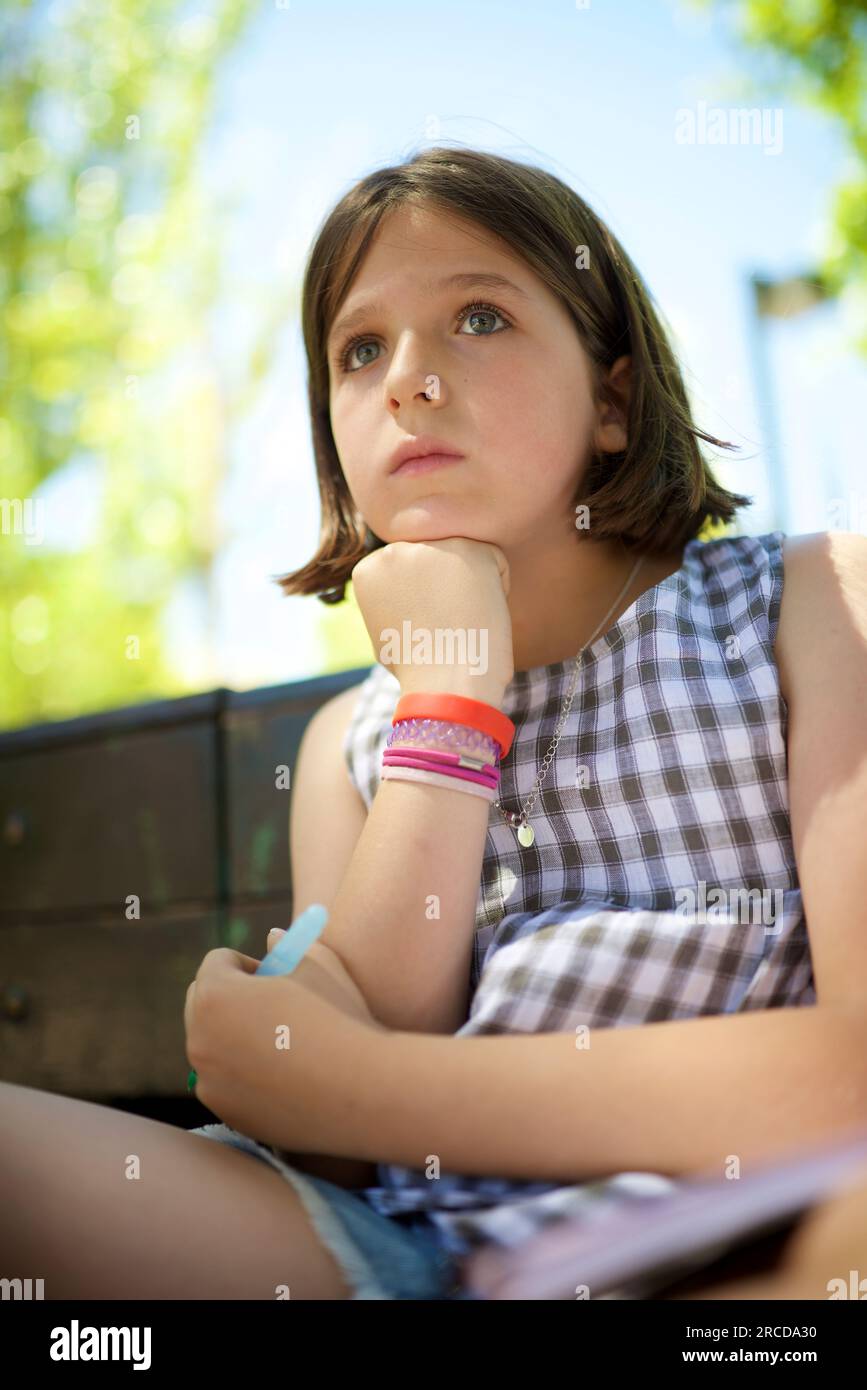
593, 354, 631, 454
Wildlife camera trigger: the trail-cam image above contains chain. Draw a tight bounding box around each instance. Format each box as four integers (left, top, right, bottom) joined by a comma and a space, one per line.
493, 552, 645, 840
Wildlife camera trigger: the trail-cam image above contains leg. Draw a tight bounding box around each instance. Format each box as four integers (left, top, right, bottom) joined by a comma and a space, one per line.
0, 1080, 352, 1299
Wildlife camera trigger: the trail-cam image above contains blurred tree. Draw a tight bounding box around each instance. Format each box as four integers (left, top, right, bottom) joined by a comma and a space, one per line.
0, 0, 269, 730
697, 0, 867, 341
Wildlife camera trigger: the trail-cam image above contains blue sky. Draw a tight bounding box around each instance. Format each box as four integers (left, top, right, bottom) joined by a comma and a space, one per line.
103, 0, 867, 688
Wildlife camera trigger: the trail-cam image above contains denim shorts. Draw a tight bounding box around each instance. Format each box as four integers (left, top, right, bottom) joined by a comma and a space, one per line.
188, 1123, 472, 1300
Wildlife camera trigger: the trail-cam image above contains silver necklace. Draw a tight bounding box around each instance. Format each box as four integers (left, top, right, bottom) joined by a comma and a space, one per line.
494, 551, 645, 847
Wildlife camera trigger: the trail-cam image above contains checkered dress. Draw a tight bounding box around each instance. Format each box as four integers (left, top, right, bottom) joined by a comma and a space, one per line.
340, 530, 814, 1275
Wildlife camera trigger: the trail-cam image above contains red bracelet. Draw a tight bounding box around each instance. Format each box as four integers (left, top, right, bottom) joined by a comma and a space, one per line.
393, 692, 515, 759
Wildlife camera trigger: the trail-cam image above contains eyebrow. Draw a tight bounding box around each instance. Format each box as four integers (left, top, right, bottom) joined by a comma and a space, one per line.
327, 271, 531, 350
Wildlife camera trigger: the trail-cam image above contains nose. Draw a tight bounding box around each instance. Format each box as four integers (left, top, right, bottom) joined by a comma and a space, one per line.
384, 332, 445, 412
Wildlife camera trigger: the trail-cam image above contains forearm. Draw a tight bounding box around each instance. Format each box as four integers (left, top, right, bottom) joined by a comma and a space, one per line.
364, 1003, 867, 1181
319, 774, 491, 1035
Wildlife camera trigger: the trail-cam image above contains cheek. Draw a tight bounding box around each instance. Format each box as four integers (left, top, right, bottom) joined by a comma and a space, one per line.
481, 368, 586, 479
480, 344, 579, 428
329, 398, 367, 493
329, 419, 386, 526
330, 385, 377, 451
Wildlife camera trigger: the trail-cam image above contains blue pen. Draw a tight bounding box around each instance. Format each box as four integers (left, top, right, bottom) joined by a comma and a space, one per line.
187, 903, 329, 1091
254, 903, 329, 975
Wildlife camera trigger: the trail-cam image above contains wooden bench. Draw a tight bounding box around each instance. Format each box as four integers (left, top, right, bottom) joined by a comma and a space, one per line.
0, 668, 371, 1122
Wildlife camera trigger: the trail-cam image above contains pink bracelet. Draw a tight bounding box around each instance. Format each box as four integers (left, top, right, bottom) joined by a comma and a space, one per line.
382, 716, 501, 803
383, 750, 499, 788
381, 764, 499, 803
383, 745, 498, 776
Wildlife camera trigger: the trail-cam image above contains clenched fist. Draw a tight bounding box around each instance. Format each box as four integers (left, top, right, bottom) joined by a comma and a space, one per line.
350, 536, 513, 708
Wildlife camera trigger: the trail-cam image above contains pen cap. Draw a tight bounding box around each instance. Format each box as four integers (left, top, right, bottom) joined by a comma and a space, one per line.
255, 903, 329, 976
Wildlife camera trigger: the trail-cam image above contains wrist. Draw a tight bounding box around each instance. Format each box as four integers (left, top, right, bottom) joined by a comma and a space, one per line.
399, 672, 508, 711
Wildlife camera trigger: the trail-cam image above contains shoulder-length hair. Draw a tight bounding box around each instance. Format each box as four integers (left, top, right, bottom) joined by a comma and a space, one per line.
274, 145, 751, 605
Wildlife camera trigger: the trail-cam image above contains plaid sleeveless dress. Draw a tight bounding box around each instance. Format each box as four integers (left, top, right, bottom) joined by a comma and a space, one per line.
340, 530, 814, 1264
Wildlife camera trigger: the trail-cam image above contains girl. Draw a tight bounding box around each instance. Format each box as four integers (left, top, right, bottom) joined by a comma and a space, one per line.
4, 146, 867, 1302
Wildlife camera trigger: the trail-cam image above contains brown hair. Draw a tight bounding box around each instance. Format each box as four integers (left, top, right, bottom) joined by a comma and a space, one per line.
274, 144, 751, 605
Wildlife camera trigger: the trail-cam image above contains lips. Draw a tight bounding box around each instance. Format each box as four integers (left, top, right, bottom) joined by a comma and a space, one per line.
392, 453, 464, 478
388, 435, 465, 475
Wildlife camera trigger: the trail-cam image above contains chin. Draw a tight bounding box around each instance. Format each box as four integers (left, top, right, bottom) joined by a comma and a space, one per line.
385, 513, 498, 545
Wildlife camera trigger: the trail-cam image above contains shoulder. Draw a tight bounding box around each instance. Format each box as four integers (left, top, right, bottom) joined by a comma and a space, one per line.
327, 677, 369, 717
309, 677, 369, 735
775, 530, 867, 707
304, 668, 395, 772
291, 678, 372, 829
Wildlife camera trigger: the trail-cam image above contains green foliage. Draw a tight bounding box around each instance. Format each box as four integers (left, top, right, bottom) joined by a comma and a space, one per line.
0, 0, 260, 729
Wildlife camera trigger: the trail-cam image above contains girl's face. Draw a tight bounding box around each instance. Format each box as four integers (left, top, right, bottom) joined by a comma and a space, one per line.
327, 202, 626, 551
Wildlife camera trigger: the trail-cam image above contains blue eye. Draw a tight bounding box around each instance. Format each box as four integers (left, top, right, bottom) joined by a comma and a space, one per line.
335, 299, 512, 373
455, 301, 509, 336
342, 340, 381, 371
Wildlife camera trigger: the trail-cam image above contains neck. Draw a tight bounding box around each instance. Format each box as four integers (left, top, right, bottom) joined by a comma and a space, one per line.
503, 532, 681, 674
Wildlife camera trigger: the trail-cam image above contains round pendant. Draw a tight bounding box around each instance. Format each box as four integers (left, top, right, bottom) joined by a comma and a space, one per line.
517, 822, 535, 847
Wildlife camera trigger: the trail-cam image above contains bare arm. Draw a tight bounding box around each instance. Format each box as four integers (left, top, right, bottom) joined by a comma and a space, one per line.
279, 676, 500, 1187
289, 680, 503, 1036
315, 536, 513, 1036
353, 1001, 867, 1181
318, 773, 493, 1036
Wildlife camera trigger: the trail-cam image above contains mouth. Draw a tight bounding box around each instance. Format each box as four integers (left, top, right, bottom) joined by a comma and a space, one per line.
392, 453, 464, 478
388, 435, 465, 476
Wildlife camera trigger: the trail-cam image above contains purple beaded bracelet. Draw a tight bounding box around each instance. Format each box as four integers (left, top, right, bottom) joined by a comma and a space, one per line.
383, 716, 501, 799
387, 716, 500, 761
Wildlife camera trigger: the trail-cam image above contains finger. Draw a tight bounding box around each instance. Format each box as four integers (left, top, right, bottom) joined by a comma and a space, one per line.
234, 950, 262, 974
490, 542, 511, 596
183, 979, 196, 1041
196, 946, 260, 981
